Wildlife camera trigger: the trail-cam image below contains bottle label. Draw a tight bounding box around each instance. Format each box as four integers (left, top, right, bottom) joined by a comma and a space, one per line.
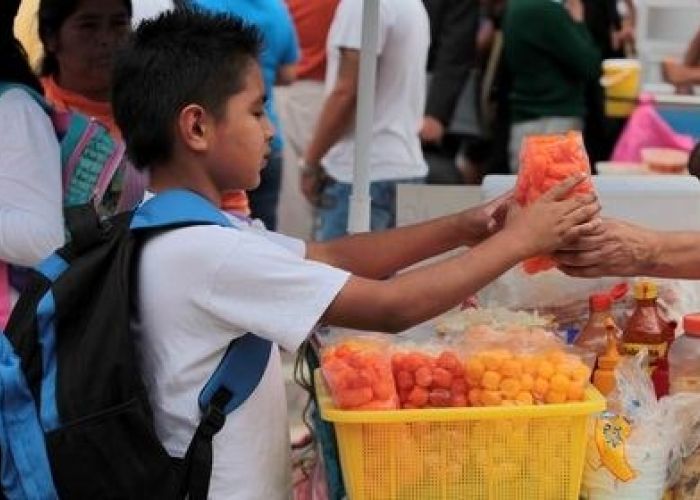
622, 342, 668, 366
594, 414, 637, 482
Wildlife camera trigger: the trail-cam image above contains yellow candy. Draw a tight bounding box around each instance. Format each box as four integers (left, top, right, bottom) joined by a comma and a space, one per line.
521, 356, 538, 375
545, 390, 567, 404
481, 390, 503, 406
537, 360, 555, 380
500, 377, 522, 399
501, 359, 523, 378
515, 391, 534, 405
482, 370, 502, 391
533, 377, 549, 397
549, 373, 571, 393
555, 363, 575, 377
571, 364, 592, 383
567, 381, 585, 402
520, 373, 535, 391
465, 358, 486, 380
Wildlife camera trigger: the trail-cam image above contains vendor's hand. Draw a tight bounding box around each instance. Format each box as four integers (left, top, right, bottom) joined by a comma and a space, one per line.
503, 174, 602, 258
420, 116, 445, 144
553, 218, 659, 278
300, 162, 329, 207
458, 190, 512, 246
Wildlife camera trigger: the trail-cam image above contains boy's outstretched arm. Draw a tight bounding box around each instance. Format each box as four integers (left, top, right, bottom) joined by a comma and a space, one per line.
306, 192, 511, 279
320, 176, 600, 333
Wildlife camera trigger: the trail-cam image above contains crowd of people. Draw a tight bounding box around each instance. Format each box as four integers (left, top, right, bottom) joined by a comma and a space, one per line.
0, 0, 699, 499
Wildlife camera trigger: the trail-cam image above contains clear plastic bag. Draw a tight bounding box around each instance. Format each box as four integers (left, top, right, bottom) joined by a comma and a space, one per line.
515, 131, 595, 274
460, 326, 592, 406
320, 335, 399, 410
582, 353, 700, 500
390, 340, 468, 409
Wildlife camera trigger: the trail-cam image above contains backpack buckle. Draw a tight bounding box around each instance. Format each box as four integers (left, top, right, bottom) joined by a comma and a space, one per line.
199, 403, 226, 438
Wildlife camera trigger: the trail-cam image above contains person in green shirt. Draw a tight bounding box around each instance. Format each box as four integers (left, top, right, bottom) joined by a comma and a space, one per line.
504, 0, 600, 172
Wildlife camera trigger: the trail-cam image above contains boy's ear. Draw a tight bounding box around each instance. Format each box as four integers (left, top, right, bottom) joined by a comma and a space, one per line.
178, 104, 211, 153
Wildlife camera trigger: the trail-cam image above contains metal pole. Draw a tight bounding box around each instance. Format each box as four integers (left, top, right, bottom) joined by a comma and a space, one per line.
348, 0, 379, 234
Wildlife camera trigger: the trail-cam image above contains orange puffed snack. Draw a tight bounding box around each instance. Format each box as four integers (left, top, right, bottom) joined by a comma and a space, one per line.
515, 131, 595, 274
391, 350, 468, 409
321, 338, 399, 410
463, 348, 590, 407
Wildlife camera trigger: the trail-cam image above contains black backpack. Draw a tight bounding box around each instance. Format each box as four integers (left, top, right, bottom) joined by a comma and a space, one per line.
0, 189, 272, 500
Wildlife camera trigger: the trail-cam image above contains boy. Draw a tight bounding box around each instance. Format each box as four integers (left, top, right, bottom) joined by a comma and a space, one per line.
112, 10, 600, 500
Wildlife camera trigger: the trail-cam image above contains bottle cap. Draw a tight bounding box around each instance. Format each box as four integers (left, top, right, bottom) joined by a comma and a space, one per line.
634, 280, 658, 300
683, 314, 700, 337
590, 293, 612, 312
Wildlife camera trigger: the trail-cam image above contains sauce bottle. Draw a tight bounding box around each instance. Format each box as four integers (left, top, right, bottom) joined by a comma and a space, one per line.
593, 319, 622, 396
622, 281, 669, 372
575, 293, 617, 356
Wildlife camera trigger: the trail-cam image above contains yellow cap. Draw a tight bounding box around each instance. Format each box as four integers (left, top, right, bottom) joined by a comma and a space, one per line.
634, 280, 658, 300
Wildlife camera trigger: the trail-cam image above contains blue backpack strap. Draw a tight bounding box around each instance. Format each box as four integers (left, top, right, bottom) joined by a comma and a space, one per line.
132, 189, 273, 500
131, 189, 232, 230
0, 335, 59, 499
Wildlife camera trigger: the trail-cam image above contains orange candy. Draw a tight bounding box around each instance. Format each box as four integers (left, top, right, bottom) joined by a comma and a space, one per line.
515, 132, 595, 274
322, 340, 399, 410
392, 350, 468, 409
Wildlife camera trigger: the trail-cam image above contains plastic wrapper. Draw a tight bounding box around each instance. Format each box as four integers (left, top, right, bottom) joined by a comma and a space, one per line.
581, 353, 700, 500
479, 274, 698, 334
515, 131, 595, 274
433, 306, 553, 337
391, 341, 468, 409
460, 326, 592, 406
320, 336, 399, 410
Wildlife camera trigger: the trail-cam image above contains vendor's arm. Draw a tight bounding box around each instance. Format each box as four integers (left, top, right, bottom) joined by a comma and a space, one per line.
320, 177, 600, 332
555, 218, 700, 279
306, 192, 511, 279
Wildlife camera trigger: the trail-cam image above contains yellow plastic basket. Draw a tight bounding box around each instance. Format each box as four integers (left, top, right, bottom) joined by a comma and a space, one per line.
316, 370, 605, 500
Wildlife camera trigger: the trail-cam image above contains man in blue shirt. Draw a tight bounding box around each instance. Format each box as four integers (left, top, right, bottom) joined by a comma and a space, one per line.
194, 0, 299, 230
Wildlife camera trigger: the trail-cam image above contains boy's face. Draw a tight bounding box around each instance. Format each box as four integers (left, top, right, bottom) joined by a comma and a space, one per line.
208, 62, 274, 191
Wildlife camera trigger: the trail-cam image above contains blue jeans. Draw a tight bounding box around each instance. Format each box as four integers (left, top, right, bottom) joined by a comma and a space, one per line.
249, 152, 282, 230
314, 177, 425, 241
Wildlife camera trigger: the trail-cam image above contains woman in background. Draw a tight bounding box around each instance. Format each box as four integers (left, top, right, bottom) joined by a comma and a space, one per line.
0, 0, 64, 326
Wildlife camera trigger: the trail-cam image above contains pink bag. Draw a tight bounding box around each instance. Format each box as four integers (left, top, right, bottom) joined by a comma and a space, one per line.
612, 94, 695, 162
0, 263, 12, 329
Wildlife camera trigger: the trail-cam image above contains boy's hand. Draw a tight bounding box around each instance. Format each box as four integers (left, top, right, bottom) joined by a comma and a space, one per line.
504, 174, 601, 258
458, 190, 512, 246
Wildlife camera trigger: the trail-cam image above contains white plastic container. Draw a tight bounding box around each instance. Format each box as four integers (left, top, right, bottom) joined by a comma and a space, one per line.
669, 314, 700, 395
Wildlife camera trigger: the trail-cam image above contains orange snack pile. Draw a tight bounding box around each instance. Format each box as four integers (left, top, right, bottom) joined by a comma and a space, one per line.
321, 339, 399, 410
515, 132, 595, 274
464, 348, 590, 407
391, 350, 468, 409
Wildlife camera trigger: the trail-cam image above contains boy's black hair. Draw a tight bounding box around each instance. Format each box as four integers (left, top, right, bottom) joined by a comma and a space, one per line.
39, 0, 133, 77
112, 9, 262, 171
1, 0, 42, 92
